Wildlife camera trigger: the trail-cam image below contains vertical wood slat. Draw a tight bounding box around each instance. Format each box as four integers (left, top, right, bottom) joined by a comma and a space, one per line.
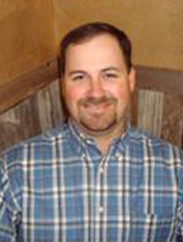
130, 87, 139, 127
136, 89, 183, 149
137, 89, 164, 137
36, 79, 65, 132
136, 66, 183, 148
161, 93, 183, 147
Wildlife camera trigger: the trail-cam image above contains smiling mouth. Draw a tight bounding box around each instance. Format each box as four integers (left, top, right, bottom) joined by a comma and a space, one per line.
81, 103, 114, 119
85, 102, 111, 110
78, 97, 117, 116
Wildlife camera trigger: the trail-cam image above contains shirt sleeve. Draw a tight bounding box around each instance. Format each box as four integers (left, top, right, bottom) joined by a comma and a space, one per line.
176, 150, 183, 241
176, 202, 183, 241
0, 157, 21, 242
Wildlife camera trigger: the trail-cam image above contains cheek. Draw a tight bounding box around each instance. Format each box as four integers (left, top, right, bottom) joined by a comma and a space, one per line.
63, 86, 85, 113
64, 86, 80, 102
114, 87, 131, 109
110, 85, 128, 100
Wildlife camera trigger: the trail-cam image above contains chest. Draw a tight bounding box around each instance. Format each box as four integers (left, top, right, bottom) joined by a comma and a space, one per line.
21, 156, 180, 242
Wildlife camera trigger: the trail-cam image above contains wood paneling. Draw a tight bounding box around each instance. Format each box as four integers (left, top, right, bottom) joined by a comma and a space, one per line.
161, 93, 183, 147
136, 89, 183, 148
137, 90, 164, 137
136, 67, 183, 148
0, 79, 64, 154
137, 65, 183, 94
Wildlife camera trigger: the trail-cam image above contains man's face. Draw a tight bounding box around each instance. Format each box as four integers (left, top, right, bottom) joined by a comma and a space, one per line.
62, 34, 135, 136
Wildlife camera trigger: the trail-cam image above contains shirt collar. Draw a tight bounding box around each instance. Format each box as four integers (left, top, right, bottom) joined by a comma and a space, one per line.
67, 119, 89, 154
67, 118, 133, 155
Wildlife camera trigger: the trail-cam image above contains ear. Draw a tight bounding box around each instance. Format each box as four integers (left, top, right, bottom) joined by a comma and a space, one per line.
128, 67, 136, 93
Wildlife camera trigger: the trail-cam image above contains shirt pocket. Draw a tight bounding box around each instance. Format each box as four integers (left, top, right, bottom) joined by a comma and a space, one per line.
128, 210, 177, 242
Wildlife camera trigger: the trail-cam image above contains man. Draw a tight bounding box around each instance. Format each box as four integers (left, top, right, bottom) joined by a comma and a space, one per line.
0, 22, 183, 242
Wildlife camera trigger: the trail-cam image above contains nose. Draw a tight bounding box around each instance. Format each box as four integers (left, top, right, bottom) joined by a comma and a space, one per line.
88, 77, 105, 97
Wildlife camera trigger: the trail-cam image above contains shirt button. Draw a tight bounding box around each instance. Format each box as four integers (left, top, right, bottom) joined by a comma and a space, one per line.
82, 154, 87, 163
100, 167, 104, 174
99, 207, 104, 213
116, 153, 122, 161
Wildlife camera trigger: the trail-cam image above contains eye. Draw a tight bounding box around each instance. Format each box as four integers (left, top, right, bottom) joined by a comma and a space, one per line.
71, 74, 85, 81
103, 72, 118, 80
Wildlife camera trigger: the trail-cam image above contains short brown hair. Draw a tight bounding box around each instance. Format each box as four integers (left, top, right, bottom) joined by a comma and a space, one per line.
59, 22, 132, 76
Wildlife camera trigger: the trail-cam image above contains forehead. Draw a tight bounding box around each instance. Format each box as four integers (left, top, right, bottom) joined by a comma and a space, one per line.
65, 34, 126, 71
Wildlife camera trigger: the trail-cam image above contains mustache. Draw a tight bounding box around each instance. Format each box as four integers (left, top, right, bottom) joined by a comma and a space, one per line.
78, 96, 117, 106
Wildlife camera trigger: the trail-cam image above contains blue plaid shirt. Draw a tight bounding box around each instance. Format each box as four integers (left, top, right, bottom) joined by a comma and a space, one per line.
0, 120, 183, 242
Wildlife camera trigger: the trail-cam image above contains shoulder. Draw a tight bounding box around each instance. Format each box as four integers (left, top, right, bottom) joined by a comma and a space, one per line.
128, 127, 183, 162
0, 123, 70, 170
128, 127, 181, 149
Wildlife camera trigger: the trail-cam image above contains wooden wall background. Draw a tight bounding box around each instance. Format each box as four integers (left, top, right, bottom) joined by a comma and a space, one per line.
0, 79, 65, 154
0, 0, 183, 153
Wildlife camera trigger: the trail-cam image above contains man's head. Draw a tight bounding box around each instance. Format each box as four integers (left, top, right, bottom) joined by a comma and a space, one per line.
60, 22, 136, 138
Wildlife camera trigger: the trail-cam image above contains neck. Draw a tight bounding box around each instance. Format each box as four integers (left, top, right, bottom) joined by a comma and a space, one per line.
72, 119, 127, 154
94, 123, 126, 154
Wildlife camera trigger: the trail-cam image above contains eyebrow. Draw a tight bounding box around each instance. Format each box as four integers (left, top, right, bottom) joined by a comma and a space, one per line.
68, 70, 87, 76
101, 67, 121, 73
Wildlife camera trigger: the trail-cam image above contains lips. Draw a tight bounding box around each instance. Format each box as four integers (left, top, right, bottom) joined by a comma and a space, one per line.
83, 102, 114, 116
85, 101, 111, 109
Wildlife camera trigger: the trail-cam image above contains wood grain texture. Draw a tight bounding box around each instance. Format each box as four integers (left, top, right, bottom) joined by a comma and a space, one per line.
130, 87, 139, 127
161, 93, 183, 147
36, 79, 65, 132
137, 65, 183, 94
137, 89, 164, 137
0, 79, 64, 154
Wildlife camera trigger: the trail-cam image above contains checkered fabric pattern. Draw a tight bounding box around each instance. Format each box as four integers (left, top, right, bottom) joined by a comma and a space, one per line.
0, 120, 183, 242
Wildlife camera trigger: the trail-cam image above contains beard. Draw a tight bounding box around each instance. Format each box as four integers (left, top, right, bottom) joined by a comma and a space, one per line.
77, 95, 120, 135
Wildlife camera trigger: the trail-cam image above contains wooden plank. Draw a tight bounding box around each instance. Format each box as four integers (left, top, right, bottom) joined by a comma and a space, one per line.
136, 65, 183, 94
137, 89, 164, 137
161, 93, 183, 148
0, 58, 59, 114
0, 96, 41, 153
130, 87, 139, 127
36, 80, 65, 132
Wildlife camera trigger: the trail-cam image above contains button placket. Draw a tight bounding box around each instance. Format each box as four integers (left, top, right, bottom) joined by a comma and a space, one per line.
82, 151, 96, 241
99, 206, 104, 214
94, 158, 107, 242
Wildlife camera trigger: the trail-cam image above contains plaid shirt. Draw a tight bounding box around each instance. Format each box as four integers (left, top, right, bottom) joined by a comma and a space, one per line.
0, 120, 183, 242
